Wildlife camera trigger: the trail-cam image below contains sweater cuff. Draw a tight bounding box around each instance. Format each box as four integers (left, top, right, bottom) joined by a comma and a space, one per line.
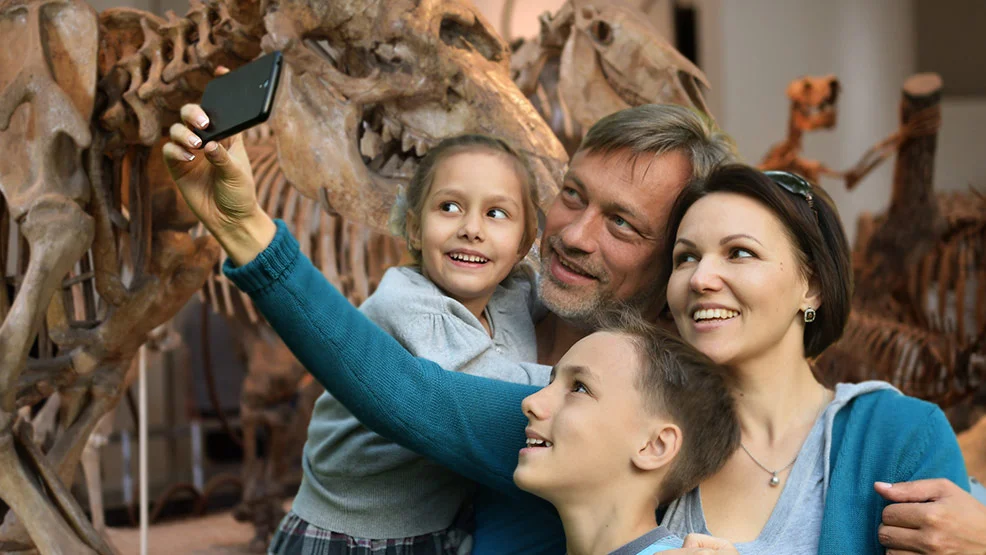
222, 219, 299, 294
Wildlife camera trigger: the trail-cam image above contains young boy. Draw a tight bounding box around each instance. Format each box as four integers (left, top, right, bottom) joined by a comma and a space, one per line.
513, 309, 740, 554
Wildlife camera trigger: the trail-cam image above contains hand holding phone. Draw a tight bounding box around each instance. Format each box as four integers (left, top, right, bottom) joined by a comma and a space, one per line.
195, 51, 283, 144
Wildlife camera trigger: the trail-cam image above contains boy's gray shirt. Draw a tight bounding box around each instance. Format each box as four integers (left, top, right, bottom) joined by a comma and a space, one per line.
292, 265, 551, 539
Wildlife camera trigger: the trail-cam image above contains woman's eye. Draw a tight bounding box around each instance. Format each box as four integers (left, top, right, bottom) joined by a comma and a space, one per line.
570, 381, 589, 394
673, 252, 698, 266
487, 208, 508, 219
439, 202, 462, 213
731, 247, 755, 259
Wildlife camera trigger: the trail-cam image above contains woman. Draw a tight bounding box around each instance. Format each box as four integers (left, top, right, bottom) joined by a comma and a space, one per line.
163, 104, 978, 554
658, 165, 968, 553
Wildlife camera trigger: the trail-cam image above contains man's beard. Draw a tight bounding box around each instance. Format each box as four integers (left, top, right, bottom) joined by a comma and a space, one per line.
538, 272, 666, 330
538, 275, 611, 329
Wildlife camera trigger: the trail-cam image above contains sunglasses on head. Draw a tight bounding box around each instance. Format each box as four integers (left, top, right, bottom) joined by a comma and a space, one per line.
764, 170, 817, 220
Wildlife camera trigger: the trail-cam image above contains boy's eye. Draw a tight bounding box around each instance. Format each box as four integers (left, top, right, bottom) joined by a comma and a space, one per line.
439, 202, 462, 213
487, 208, 508, 219
570, 381, 589, 394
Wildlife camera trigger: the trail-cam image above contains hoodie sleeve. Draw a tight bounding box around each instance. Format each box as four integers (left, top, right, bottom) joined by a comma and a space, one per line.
223, 219, 540, 498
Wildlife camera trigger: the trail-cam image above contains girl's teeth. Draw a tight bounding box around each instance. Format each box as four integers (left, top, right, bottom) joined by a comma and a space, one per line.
450, 253, 488, 263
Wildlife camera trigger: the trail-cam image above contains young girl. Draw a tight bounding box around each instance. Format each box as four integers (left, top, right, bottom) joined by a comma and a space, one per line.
269, 134, 550, 554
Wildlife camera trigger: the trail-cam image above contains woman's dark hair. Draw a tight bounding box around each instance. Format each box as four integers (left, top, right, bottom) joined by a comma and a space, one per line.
662, 164, 853, 358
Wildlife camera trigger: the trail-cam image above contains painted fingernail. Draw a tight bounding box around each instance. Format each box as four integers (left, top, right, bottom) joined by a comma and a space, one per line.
196, 116, 209, 128
204, 142, 218, 153
189, 134, 202, 148
183, 151, 195, 161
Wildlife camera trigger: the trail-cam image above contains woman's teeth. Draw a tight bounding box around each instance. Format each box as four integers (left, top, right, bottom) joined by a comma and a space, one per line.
449, 253, 489, 263
525, 438, 552, 448
693, 308, 739, 322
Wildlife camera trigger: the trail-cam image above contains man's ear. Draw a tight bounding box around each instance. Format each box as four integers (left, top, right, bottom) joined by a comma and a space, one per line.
632, 422, 682, 472
406, 212, 422, 250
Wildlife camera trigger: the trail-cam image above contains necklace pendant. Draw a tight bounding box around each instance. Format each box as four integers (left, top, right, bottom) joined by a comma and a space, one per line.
769, 473, 780, 487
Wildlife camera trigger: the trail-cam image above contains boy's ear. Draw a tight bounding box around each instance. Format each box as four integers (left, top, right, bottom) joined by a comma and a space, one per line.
632, 422, 682, 472
406, 211, 422, 250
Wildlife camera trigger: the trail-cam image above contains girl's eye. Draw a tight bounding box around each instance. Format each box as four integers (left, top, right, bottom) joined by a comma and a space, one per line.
487, 208, 508, 219
439, 202, 462, 213
731, 247, 756, 259
570, 381, 589, 394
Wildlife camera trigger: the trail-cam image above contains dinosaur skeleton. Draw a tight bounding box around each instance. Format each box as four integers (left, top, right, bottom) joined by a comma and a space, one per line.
759, 75, 841, 184
510, 0, 712, 154
0, 0, 567, 551
812, 74, 986, 409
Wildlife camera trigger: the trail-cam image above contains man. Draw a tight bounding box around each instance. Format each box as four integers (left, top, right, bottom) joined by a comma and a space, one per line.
165, 103, 986, 554
533, 105, 734, 365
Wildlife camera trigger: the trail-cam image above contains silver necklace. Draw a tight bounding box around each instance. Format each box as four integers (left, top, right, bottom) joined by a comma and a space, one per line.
740, 400, 829, 487
739, 443, 798, 487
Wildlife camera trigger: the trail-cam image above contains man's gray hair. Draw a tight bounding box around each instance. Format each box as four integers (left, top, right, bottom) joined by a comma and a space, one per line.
579, 104, 737, 179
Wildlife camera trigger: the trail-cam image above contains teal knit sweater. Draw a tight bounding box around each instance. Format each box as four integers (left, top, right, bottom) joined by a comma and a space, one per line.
225, 220, 969, 555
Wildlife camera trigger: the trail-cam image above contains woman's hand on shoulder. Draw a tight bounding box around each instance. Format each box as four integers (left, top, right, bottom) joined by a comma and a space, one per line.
876, 479, 986, 554
664, 533, 739, 554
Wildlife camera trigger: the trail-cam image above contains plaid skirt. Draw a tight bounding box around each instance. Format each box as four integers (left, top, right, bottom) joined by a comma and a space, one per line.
268, 511, 471, 555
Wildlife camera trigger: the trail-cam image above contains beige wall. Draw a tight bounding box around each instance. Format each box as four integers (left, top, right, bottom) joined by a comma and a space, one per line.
711, 0, 919, 243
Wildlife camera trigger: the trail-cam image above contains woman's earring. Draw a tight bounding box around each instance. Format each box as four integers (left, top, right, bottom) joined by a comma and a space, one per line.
803, 307, 816, 323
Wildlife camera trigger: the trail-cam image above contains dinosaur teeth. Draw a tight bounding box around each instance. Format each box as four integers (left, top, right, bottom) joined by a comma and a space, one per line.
401, 130, 415, 154
382, 117, 402, 144
381, 154, 402, 175
360, 129, 383, 160
398, 157, 419, 177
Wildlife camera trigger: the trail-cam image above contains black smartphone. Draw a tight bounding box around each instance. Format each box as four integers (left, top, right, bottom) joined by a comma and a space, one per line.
195, 51, 283, 143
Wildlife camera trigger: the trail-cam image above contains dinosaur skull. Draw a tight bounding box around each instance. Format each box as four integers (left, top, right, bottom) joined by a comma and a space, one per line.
787, 75, 840, 132
558, 1, 713, 131
261, 0, 567, 232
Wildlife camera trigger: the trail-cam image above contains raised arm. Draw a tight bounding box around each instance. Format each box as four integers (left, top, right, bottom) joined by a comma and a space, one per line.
224, 220, 540, 496
164, 102, 544, 498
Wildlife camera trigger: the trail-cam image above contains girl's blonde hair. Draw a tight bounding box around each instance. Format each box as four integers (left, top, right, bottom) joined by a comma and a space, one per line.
389, 134, 540, 264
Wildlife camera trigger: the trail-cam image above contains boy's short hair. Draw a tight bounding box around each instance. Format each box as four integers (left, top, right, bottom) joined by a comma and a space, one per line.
596, 307, 739, 504
388, 134, 540, 264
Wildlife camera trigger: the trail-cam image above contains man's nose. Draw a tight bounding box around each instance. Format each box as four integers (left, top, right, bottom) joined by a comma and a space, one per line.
558, 211, 599, 254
